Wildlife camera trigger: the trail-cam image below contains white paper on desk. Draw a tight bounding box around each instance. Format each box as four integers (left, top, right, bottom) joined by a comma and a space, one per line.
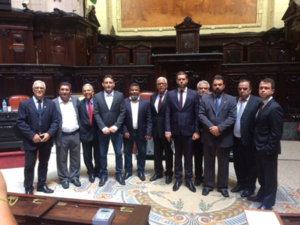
244, 210, 281, 225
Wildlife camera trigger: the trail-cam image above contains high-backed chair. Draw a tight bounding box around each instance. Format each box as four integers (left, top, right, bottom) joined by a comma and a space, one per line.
8, 95, 30, 111
139, 92, 154, 102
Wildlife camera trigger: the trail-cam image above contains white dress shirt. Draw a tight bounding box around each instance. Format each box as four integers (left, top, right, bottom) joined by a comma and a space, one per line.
177, 87, 187, 108
102, 90, 118, 132
32, 96, 43, 109
59, 97, 79, 133
130, 96, 139, 129
154, 90, 167, 113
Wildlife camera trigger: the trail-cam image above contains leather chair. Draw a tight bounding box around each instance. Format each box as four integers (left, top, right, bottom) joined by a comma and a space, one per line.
8, 95, 30, 111
139, 92, 154, 102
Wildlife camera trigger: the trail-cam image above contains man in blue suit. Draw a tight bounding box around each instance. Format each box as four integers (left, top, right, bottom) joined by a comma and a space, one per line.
165, 71, 200, 192
17, 80, 59, 194
78, 84, 100, 183
199, 75, 236, 197
123, 83, 152, 181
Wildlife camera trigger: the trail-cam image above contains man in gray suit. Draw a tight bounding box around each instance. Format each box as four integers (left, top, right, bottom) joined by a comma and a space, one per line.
93, 74, 126, 187
53, 82, 81, 189
199, 75, 236, 197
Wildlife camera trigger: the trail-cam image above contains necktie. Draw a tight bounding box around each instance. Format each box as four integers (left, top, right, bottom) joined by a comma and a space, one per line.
179, 90, 183, 109
256, 102, 264, 117
215, 96, 220, 118
88, 101, 93, 126
38, 100, 42, 134
158, 94, 163, 113
234, 100, 245, 137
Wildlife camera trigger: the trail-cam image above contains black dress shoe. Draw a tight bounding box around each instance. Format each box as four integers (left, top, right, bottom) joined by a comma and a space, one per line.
137, 173, 145, 181
173, 181, 182, 191
247, 196, 263, 202
150, 174, 163, 182
123, 172, 132, 180
116, 175, 125, 185
89, 174, 95, 183
165, 176, 172, 184
258, 204, 272, 210
25, 188, 33, 195
71, 178, 81, 187
231, 185, 245, 192
186, 181, 196, 192
218, 189, 229, 197
61, 181, 69, 189
202, 187, 211, 196
194, 178, 203, 186
241, 190, 254, 197
99, 177, 107, 187
37, 185, 54, 194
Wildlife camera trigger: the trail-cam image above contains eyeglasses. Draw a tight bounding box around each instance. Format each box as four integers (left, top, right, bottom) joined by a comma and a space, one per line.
157, 83, 166, 86
198, 87, 208, 90
34, 87, 45, 90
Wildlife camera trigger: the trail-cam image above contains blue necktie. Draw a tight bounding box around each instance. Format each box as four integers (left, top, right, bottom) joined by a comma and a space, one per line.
38, 100, 42, 134
215, 97, 220, 119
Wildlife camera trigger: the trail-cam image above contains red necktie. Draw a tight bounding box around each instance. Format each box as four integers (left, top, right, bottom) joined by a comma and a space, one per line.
88, 101, 93, 126
179, 90, 183, 109
158, 94, 163, 113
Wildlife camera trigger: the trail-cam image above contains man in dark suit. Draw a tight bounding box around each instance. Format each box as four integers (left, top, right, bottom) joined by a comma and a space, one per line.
199, 75, 236, 197
231, 79, 261, 197
93, 74, 126, 186
17, 80, 59, 194
193, 80, 210, 186
247, 78, 283, 210
78, 84, 100, 183
123, 83, 152, 181
149, 77, 173, 184
165, 71, 200, 192
53, 82, 81, 189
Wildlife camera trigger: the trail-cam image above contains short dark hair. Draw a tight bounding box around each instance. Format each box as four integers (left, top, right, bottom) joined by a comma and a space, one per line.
129, 83, 139, 89
175, 71, 188, 79
213, 75, 225, 83
59, 82, 72, 91
103, 74, 114, 82
239, 79, 252, 89
261, 78, 275, 89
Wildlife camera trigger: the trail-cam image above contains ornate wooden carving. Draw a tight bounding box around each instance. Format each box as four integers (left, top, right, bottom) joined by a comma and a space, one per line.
223, 40, 243, 63
247, 40, 269, 63
90, 43, 109, 66
111, 43, 130, 66
132, 43, 151, 65
271, 39, 293, 62
174, 17, 202, 54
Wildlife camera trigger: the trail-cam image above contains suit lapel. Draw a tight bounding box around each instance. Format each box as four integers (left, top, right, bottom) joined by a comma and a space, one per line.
126, 99, 132, 118
159, 92, 167, 114
217, 94, 227, 115
257, 98, 272, 120
29, 98, 39, 114
110, 91, 117, 110
81, 99, 89, 117
175, 89, 182, 110
101, 92, 109, 111
41, 99, 48, 116
152, 93, 158, 115
208, 94, 216, 114
55, 98, 62, 115
241, 95, 252, 119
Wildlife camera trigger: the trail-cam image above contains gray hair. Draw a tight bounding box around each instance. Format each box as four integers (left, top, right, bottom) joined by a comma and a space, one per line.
32, 80, 46, 89
82, 83, 94, 91
156, 77, 168, 84
197, 80, 210, 89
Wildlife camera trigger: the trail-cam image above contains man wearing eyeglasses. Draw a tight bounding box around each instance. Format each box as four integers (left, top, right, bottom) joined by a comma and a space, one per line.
150, 77, 173, 184
17, 80, 59, 194
193, 80, 210, 187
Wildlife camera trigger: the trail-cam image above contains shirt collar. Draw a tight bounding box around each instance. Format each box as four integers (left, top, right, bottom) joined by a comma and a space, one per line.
59, 97, 72, 104
104, 90, 114, 97
262, 96, 273, 105
213, 92, 224, 99
85, 97, 93, 104
158, 90, 167, 96
238, 94, 250, 102
33, 95, 43, 103
178, 87, 187, 93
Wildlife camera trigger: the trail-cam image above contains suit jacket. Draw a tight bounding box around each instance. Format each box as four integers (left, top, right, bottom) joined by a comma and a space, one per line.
150, 92, 168, 139
254, 98, 283, 154
17, 97, 59, 151
199, 93, 236, 148
123, 97, 152, 140
165, 88, 199, 136
77, 98, 98, 143
53, 96, 80, 148
93, 90, 126, 134
238, 95, 261, 146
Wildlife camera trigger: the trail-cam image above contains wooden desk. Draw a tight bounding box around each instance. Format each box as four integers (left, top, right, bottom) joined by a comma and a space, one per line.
8, 192, 151, 225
